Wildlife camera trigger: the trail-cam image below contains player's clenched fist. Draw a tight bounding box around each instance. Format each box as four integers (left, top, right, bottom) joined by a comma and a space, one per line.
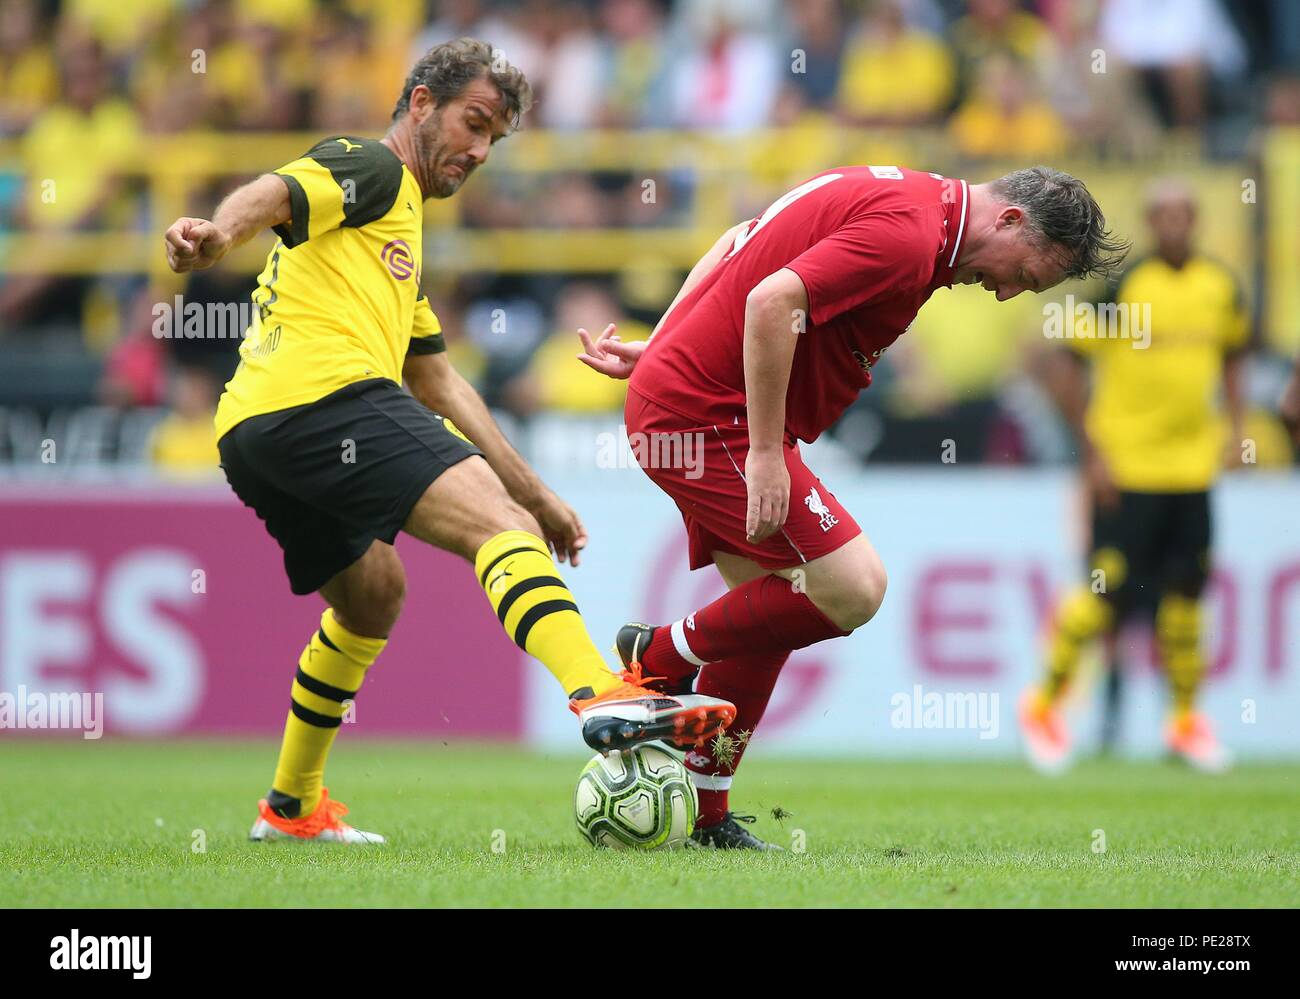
164, 217, 232, 273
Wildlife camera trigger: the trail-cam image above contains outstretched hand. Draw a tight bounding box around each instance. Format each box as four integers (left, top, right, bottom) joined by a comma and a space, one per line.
576, 324, 646, 380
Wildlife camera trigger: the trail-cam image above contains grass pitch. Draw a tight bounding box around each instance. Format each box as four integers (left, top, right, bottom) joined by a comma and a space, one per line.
1, 741, 1295, 908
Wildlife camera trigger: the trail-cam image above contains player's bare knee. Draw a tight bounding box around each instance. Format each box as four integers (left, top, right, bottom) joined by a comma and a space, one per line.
371, 568, 407, 624
451, 500, 543, 560
860, 560, 889, 623
343, 565, 405, 636
820, 559, 888, 632
446, 460, 541, 539
480, 498, 541, 543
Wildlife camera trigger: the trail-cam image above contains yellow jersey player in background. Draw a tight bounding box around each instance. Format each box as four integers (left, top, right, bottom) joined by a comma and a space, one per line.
1281, 353, 1300, 447
163, 39, 734, 844
1020, 178, 1247, 774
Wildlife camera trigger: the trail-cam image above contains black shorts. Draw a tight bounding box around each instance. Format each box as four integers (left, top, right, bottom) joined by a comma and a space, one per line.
218, 378, 481, 595
1090, 489, 1211, 618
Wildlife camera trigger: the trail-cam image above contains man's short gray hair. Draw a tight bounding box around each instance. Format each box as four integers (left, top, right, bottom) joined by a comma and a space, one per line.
990, 166, 1130, 280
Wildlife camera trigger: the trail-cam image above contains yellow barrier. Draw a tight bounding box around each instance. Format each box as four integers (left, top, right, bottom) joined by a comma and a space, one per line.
0, 127, 1267, 347
1264, 128, 1300, 353
1, 129, 747, 281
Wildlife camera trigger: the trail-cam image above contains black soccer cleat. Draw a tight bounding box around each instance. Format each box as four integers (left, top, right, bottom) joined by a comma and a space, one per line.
615, 622, 696, 695
615, 622, 658, 669
689, 812, 785, 851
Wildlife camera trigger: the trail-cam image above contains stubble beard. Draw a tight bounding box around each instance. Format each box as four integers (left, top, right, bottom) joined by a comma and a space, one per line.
416, 113, 463, 200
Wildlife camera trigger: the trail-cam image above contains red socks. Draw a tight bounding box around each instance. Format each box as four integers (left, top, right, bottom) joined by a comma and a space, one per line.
686, 651, 790, 828
637, 574, 847, 830
642, 573, 846, 685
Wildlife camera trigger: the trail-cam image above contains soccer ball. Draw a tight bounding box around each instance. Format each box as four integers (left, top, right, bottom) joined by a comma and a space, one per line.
574, 744, 698, 850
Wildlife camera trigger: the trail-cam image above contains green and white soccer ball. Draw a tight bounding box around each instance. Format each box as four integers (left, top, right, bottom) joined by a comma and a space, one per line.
574, 744, 697, 850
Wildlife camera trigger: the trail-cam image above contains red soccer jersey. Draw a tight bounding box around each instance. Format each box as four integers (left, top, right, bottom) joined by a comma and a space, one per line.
630, 166, 970, 443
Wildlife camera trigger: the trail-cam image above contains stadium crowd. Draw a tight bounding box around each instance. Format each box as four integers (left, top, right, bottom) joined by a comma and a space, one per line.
1, 0, 1298, 475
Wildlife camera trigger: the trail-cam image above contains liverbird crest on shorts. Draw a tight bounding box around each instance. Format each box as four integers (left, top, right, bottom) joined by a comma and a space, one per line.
804, 486, 839, 533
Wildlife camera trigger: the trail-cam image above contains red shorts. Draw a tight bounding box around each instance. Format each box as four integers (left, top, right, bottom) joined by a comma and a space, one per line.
625, 388, 861, 571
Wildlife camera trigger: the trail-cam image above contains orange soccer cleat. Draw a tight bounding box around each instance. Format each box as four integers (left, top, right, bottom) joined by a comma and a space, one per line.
1165, 711, 1233, 774
1018, 688, 1073, 775
569, 663, 735, 754
248, 787, 385, 844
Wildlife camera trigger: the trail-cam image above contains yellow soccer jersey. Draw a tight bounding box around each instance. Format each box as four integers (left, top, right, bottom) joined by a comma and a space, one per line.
1073, 255, 1249, 493
214, 135, 445, 439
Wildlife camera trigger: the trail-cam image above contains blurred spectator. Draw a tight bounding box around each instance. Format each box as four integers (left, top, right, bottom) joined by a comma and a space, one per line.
129, 4, 220, 132
891, 283, 1044, 415
0, 0, 57, 136
948, 0, 1050, 100
1, 34, 141, 339
1037, 0, 1159, 157
522, 282, 645, 413
0, 0, 1292, 470
412, 0, 542, 82
233, 0, 314, 32
783, 0, 845, 107
533, 3, 605, 130
1266, 0, 1300, 72
163, 267, 251, 380
462, 291, 548, 416
837, 0, 955, 125
101, 325, 168, 408
1264, 74, 1300, 126
311, 8, 401, 131
667, 2, 779, 130
148, 365, 222, 478
20, 35, 141, 229
540, 174, 611, 228
1280, 352, 1300, 447
1098, 0, 1246, 128
207, 13, 311, 130
746, 83, 840, 191
64, 0, 174, 57
598, 0, 673, 127
949, 53, 1068, 159
616, 256, 682, 325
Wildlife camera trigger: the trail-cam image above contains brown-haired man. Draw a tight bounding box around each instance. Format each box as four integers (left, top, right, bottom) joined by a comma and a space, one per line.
164, 39, 734, 844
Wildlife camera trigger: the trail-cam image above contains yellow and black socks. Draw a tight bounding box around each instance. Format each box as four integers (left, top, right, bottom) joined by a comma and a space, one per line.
269, 608, 386, 817
1157, 593, 1203, 715
475, 529, 619, 698
1043, 586, 1114, 702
